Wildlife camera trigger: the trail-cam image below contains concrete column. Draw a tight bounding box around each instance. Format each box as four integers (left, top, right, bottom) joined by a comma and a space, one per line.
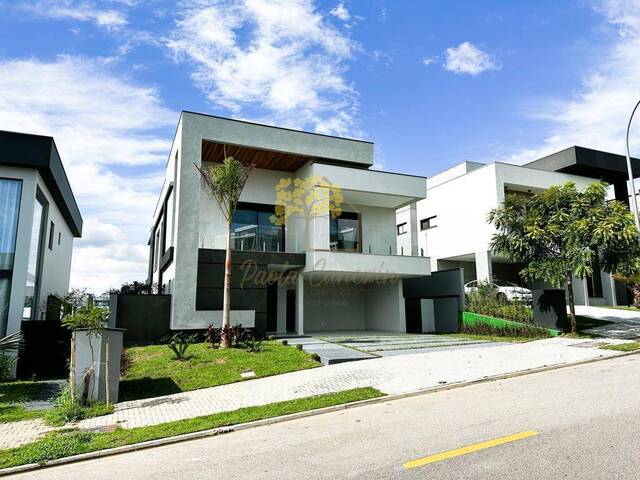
397, 280, 407, 333
603, 271, 617, 307
312, 186, 330, 251
409, 203, 418, 256
475, 250, 492, 281
572, 277, 589, 306
296, 273, 304, 335
276, 283, 287, 333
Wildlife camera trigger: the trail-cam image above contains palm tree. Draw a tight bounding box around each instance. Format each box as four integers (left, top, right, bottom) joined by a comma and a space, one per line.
195, 156, 254, 347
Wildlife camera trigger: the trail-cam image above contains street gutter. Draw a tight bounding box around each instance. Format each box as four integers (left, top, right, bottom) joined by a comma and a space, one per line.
1, 349, 638, 477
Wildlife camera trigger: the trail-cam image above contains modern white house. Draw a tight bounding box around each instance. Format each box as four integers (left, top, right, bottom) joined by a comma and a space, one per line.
148, 112, 430, 336
0, 131, 82, 341
397, 146, 640, 307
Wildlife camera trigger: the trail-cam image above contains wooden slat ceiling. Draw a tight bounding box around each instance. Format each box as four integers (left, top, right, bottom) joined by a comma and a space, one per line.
202, 140, 311, 172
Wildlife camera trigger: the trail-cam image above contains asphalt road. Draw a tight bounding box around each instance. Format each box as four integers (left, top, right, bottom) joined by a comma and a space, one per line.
14, 354, 640, 480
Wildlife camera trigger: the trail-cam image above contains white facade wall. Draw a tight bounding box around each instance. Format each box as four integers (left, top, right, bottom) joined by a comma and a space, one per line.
1, 166, 74, 338
154, 112, 428, 331
398, 161, 618, 304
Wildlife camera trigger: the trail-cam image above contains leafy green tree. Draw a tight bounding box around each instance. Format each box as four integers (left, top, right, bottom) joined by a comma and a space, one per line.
489, 182, 640, 333
195, 156, 254, 347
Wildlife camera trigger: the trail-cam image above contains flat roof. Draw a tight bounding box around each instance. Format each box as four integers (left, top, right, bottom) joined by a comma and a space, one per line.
524, 145, 640, 182
0, 130, 82, 237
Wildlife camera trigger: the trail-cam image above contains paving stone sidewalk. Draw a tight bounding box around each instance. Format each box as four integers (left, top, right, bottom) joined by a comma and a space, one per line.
1, 337, 628, 448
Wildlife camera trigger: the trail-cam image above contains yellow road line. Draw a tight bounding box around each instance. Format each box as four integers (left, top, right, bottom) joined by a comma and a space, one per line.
403, 430, 539, 469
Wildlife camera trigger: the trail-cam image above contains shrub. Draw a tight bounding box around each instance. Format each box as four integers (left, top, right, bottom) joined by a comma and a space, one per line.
206, 324, 222, 348
466, 282, 532, 324
296, 344, 303, 351
120, 350, 133, 377
230, 324, 247, 346
459, 321, 550, 339
46, 386, 85, 424
243, 333, 264, 353
310, 353, 321, 362
267, 335, 275, 341
0, 353, 15, 383
161, 333, 198, 360
281, 339, 288, 346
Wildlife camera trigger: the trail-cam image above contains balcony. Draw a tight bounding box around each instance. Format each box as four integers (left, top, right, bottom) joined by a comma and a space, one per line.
305, 249, 430, 277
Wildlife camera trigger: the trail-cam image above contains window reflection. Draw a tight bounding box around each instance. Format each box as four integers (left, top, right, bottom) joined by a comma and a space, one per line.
232, 203, 284, 252
330, 212, 360, 252
0, 179, 22, 336
24, 194, 46, 321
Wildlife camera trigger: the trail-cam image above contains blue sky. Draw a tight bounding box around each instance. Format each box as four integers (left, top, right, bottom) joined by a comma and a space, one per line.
0, 0, 638, 292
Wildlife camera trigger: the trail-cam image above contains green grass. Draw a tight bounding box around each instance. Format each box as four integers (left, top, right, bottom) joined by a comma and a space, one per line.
0, 387, 384, 469
1, 382, 112, 426
119, 341, 320, 401
601, 342, 640, 352
0, 382, 52, 424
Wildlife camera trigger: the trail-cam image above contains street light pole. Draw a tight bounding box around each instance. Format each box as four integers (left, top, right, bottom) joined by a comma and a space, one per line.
625, 98, 640, 235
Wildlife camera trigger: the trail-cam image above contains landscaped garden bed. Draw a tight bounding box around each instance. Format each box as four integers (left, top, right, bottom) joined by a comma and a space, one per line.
119, 340, 321, 401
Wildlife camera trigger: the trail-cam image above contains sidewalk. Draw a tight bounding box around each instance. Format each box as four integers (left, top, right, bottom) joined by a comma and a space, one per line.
1, 337, 626, 449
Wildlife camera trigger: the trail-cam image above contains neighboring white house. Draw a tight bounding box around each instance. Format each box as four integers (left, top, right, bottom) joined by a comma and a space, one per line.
148, 112, 429, 336
0, 130, 82, 341
397, 147, 640, 307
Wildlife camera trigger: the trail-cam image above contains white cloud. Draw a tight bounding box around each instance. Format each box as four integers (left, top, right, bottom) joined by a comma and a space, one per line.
0, 56, 175, 293
167, 0, 359, 137
506, 0, 640, 163
443, 42, 500, 76
422, 56, 438, 66
329, 3, 350, 21
23, 1, 129, 30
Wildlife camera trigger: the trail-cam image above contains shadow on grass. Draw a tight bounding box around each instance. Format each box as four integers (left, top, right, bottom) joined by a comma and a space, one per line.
118, 377, 182, 402
575, 315, 614, 332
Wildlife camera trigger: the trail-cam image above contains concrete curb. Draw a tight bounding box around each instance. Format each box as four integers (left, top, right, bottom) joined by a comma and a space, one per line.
1, 349, 638, 477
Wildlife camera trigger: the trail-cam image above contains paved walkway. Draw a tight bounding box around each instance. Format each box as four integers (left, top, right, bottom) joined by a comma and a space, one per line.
1, 337, 629, 449
576, 305, 640, 339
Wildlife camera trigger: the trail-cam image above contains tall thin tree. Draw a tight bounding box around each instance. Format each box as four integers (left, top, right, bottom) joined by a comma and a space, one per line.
195, 154, 254, 347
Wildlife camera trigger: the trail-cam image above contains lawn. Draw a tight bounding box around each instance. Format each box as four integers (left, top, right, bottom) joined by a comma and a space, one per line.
601, 342, 640, 352
120, 341, 321, 401
0, 382, 52, 423
0, 387, 384, 469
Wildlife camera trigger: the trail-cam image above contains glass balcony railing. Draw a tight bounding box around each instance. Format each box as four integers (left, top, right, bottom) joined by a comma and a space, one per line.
231, 224, 284, 252
198, 225, 425, 257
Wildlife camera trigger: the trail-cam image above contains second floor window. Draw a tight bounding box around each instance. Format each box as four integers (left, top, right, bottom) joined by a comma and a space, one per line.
232, 203, 284, 252
420, 216, 437, 230
330, 212, 360, 252
397, 222, 408, 235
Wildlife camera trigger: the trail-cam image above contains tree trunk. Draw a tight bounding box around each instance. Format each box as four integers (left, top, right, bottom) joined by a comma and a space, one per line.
222, 221, 232, 348
567, 277, 577, 334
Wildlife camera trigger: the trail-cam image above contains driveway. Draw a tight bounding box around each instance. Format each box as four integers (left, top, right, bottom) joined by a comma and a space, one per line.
576, 305, 640, 339
287, 332, 503, 365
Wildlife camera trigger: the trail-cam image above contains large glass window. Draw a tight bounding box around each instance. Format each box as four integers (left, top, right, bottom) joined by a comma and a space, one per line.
232, 203, 284, 252
164, 188, 174, 253
330, 212, 360, 252
0, 179, 22, 270
0, 179, 22, 335
23, 194, 46, 321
